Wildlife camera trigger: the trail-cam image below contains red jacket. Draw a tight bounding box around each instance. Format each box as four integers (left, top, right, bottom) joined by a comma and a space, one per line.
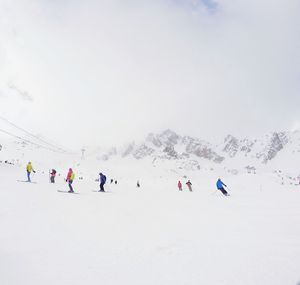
66, 169, 73, 181
178, 181, 182, 188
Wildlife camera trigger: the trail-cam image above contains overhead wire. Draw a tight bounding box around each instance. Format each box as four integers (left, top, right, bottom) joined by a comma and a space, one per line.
0, 128, 68, 153
0, 115, 72, 154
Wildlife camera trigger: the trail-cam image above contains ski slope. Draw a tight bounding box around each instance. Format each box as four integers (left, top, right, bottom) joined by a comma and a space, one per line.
0, 160, 300, 285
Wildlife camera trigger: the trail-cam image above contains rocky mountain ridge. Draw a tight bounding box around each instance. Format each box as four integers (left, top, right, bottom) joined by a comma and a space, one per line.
96, 129, 300, 171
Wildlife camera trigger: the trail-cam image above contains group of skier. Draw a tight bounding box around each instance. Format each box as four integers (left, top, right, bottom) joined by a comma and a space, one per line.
25, 162, 230, 196
177, 178, 229, 196
25, 162, 108, 193
177, 180, 193, 192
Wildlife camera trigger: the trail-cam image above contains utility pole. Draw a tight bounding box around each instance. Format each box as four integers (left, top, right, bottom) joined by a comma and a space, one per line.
81, 148, 85, 160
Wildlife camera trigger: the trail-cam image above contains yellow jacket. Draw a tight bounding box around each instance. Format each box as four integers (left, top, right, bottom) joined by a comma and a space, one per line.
26, 163, 33, 172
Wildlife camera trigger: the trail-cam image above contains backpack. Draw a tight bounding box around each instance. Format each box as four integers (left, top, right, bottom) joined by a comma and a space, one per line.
103, 175, 107, 183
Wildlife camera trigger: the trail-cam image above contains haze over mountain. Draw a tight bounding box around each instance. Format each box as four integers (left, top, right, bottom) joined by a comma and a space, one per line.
0, 0, 300, 149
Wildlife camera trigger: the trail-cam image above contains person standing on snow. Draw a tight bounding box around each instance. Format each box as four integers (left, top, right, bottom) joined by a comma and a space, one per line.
26, 162, 36, 182
99, 173, 107, 192
178, 180, 182, 191
50, 169, 56, 183
186, 180, 193, 192
66, 168, 75, 193
216, 178, 229, 196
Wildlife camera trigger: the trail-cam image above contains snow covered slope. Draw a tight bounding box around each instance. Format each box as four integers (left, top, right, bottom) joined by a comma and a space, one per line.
0, 156, 300, 285
1, 129, 300, 284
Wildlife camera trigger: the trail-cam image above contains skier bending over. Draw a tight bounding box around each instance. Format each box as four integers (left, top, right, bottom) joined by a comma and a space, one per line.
66, 168, 75, 193
186, 180, 192, 192
216, 178, 229, 196
26, 162, 36, 182
99, 173, 107, 192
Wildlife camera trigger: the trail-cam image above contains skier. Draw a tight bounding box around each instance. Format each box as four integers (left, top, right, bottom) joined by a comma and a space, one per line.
65, 168, 75, 193
99, 173, 107, 192
186, 180, 192, 192
115, 180, 118, 185
216, 178, 229, 196
26, 162, 36, 182
110, 178, 114, 184
50, 169, 56, 183
178, 180, 182, 191
137, 180, 140, 188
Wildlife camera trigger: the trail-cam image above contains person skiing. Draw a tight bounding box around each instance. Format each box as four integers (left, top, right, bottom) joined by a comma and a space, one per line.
50, 169, 56, 183
216, 178, 229, 196
110, 178, 114, 184
99, 173, 106, 192
186, 180, 192, 192
137, 180, 140, 188
26, 162, 35, 182
178, 180, 182, 191
66, 168, 75, 193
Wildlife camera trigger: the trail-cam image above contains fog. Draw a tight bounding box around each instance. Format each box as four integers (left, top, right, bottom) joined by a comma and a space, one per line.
0, 0, 299, 149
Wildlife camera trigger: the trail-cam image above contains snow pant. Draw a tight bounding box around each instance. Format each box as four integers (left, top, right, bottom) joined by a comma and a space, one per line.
27, 171, 31, 182
68, 180, 74, 192
50, 176, 55, 183
219, 187, 228, 196
100, 182, 105, 191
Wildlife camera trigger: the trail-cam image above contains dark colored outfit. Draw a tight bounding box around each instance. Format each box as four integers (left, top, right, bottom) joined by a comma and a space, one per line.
99, 174, 106, 192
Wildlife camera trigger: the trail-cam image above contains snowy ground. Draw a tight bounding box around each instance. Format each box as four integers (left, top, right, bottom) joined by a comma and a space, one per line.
0, 162, 300, 285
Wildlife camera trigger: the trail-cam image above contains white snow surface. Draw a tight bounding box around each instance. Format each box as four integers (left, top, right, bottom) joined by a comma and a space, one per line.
1, 155, 300, 285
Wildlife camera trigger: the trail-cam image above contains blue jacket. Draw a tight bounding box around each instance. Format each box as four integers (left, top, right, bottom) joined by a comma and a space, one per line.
100, 174, 106, 184
216, 179, 226, 189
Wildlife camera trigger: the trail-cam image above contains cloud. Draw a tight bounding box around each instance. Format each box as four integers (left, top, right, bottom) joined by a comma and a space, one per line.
0, 0, 299, 149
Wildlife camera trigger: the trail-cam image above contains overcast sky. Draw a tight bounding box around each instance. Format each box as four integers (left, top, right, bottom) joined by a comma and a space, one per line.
0, 0, 299, 149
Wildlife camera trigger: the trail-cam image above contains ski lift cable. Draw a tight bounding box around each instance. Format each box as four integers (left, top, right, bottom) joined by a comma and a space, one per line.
0, 128, 68, 154
0, 115, 70, 153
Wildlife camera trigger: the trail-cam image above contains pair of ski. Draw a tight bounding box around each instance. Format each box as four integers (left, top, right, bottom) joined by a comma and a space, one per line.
57, 190, 79, 194
17, 180, 37, 184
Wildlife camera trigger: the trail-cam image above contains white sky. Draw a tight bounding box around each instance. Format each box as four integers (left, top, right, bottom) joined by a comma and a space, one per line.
0, 0, 299, 149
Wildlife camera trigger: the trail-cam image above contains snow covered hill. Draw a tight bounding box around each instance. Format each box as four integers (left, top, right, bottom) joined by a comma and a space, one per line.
1, 129, 300, 285
1, 152, 300, 285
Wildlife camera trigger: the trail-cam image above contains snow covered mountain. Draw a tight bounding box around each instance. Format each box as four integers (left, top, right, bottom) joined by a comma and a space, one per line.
1, 128, 299, 178
91, 129, 300, 174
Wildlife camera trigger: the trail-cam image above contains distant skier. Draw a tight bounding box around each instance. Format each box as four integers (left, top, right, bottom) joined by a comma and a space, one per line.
137, 180, 140, 188
99, 173, 107, 192
66, 168, 75, 193
110, 178, 114, 184
178, 180, 182, 191
115, 180, 118, 185
216, 178, 229, 196
186, 180, 192, 192
50, 169, 56, 183
26, 162, 36, 182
